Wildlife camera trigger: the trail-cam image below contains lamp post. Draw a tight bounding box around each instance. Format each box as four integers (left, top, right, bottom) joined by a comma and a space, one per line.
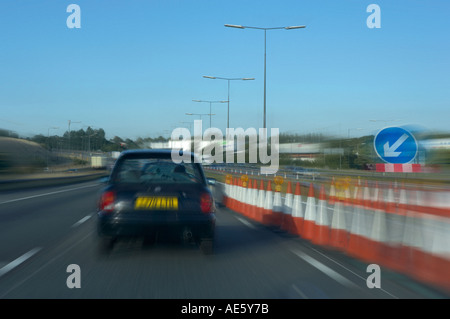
225, 24, 306, 129
202, 76, 254, 129
192, 100, 227, 128
185, 112, 216, 120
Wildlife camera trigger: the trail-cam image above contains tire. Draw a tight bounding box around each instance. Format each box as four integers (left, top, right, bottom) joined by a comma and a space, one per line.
200, 239, 214, 255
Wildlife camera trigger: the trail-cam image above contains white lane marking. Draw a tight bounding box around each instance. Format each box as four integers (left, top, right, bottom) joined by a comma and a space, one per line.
307, 246, 399, 299
0, 231, 92, 298
235, 216, 256, 229
0, 183, 100, 205
71, 215, 92, 228
292, 284, 309, 299
291, 249, 359, 289
0, 247, 42, 278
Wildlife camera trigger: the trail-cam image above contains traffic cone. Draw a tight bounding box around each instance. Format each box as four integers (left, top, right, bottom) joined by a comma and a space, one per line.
241, 178, 249, 217
272, 183, 283, 228
352, 177, 361, 205
236, 178, 242, 213
385, 182, 397, 214
346, 186, 373, 261
281, 181, 294, 233
363, 180, 372, 209
262, 180, 273, 226
329, 196, 349, 251
248, 179, 258, 221
371, 181, 380, 209
223, 180, 229, 208
302, 183, 316, 241
312, 185, 330, 246
229, 178, 237, 211
368, 188, 390, 265
291, 182, 304, 236
226, 177, 233, 208
329, 177, 336, 205
416, 216, 450, 291
256, 179, 265, 223
344, 185, 352, 207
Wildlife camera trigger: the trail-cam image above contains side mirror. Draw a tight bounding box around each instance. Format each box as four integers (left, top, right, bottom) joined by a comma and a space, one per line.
207, 178, 216, 186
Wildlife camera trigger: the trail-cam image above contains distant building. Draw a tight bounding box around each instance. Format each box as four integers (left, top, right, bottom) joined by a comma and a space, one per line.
279, 143, 322, 161
422, 138, 450, 150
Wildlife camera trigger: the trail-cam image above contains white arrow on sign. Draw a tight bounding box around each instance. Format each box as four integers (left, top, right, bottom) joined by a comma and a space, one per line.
383, 133, 409, 157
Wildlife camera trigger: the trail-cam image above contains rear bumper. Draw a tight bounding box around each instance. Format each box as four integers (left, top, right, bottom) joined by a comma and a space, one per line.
97, 211, 215, 239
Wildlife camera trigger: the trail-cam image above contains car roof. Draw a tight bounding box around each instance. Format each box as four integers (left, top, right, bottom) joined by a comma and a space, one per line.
118, 149, 200, 162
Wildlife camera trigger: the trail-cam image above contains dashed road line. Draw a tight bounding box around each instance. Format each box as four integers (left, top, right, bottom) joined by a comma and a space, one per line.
306, 245, 399, 299
235, 216, 256, 229
0, 248, 42, 278
71, 214, 92, 228
292, 284, 309, 299
0, 231, 93, 298
291, 249, 359, 289
0, 183, 100, 205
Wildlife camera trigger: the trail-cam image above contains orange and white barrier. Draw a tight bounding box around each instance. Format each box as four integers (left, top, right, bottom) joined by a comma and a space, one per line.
220, 174, 450, 293
312, 185, 331, 246
256, 180, 265, 223
302, 183, 316, 241
280, 181, 294, 233
346, 187, 374, 261
262, 181, 273, 226
328, 177, 336, 205
291, 182, 304, 236
329, 197, 349, 252
248, 179, 258, 221
272, 184, 283, 228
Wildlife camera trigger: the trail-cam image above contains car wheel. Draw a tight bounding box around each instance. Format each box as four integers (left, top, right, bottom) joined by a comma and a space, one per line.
200, 239, 214, 255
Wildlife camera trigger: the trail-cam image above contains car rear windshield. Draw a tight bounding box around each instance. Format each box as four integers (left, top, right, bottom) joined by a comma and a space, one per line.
112, 157, 204, 185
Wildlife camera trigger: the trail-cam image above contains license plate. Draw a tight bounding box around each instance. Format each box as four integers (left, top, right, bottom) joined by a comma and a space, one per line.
134, 196, 178, 210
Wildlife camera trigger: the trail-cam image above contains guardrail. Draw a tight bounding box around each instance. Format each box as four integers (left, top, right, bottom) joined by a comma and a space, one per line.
0, 171, 109, 191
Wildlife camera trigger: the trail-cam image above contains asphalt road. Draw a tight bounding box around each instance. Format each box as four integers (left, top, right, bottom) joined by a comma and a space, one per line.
0, 181, 448, 299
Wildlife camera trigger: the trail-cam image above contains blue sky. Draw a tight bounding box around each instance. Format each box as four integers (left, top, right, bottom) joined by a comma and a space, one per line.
0, 0, 449, 140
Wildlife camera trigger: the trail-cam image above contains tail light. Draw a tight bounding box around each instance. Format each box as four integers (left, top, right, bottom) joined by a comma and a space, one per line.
200, 192, 214, 213
99, 191, 115, 212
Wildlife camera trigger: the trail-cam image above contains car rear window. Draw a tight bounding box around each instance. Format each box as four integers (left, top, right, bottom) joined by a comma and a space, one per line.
113, 158, 204, 185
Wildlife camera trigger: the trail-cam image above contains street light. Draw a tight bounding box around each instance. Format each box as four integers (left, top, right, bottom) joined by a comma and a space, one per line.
202, 76, 254, 129
225, 24, 306, 129
185, 112, 216, 121
191, 100, 227, 128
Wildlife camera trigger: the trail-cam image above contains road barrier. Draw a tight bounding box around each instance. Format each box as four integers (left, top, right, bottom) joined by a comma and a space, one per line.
0, 171, 108, 191
291, 182, 304, 237
220, 172, 450, 293
312, 185, 330, 246
280, 181, 293, 233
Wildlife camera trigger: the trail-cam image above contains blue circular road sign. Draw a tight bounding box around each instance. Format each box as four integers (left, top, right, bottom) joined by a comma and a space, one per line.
374, 127, 418, 164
